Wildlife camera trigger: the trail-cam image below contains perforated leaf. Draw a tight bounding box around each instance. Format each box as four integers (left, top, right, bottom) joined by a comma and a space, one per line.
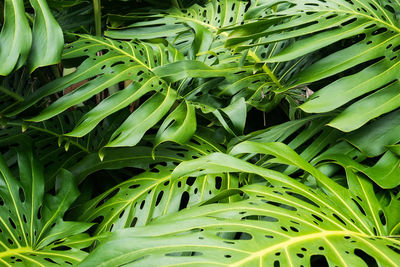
228, 0, 400, 131
79, 142, 400, 266
78, 163, 238, 235
227, 111, 400, 188
74, 131, 238, 234
8, 36, 183, 147
0, 149, 92, 266
107, 0, 312, 115
69, 130, 225, 181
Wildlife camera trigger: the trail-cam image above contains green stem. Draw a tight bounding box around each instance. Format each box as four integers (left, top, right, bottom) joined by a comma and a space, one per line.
248, 50, 282, 89
0, 86, 24, 102
93, 0, 102, 36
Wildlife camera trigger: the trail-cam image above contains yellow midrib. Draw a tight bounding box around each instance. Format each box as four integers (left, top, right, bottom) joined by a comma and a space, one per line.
230, 230, 368, 267
0, 247, 33, 259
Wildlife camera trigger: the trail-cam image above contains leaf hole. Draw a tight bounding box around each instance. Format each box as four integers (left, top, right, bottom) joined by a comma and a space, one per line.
261, 200, 297, 211
44, 258, 58, 264
379, 210, 387, 225
179, 191, 190, 210
37, 206, 42, 219
51, 246, 71, 251
341, 17, 357, 26
215, 176, 222, 190
130, 217, 138, 227
129, 184, 140, 189
140, 200, 145, 210
218, 232, 252, 240
354, 248, 378, 267
332, 213, 346, 225
186, 177, 196, 186
9, 218, 16, 229
351, 198, 366, 215
155, 191, 164, 206
310, 255, 328, 267
18, 188, 25, 202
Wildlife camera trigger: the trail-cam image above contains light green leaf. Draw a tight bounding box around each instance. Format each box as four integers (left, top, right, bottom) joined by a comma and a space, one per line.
78, 163, 237, 235
80, 177, 399, 266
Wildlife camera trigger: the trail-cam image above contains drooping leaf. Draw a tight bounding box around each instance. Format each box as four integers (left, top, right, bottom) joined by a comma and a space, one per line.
0, 0, 63, 75
28, 0, 64, 72
0, 0, 31, 75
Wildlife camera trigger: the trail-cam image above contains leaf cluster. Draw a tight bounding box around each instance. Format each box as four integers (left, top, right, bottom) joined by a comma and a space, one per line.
1, 0, 400, 266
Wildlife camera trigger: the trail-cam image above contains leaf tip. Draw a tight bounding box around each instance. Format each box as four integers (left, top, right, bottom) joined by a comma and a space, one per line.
99, 149, 105, 161
21, 122, 29, 132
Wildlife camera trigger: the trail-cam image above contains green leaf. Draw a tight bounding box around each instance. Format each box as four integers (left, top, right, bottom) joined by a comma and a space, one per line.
78, 163, 238, 235
0, 0, 32, 75
0, 149, 92, 265
154, 100, 196, 149
66, 78, 159, 137
28, 0, 64, 72
80, 172, 400, 266
70, 131, 225, 182
106, 86, 177, 147
228, 0, 400, 131
345, 109, 400, 157
328, 81, 400, 132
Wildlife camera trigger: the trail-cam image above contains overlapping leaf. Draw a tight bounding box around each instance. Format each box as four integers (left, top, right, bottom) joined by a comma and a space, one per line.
79, 142, 400, 266
228, 0, 400, 131
0, 149, 92, 266
73, 131, 239, 234
229, 109, 400, 188
0, 0, 63, 75
7, 36, 185, 146
107, 0, 313, 116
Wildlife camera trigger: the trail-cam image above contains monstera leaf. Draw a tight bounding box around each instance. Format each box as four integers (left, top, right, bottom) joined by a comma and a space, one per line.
6, 0, 318, 142
71, 130, 238, 234
0, 149, 93, 265
78, 163, 238, 235
0, 0, 63, 75
227, 109, 400, 188
7, 32, 250, 146
79, 142, 400, 266
227, 0, 400, 132
106, 0, 313, 114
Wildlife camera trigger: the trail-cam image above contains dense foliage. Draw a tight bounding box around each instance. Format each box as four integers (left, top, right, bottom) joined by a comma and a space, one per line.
1, 0, 400, 266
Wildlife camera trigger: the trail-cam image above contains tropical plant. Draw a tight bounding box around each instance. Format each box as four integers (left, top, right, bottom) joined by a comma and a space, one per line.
0, 147, 92, 266
0, 0, 63, 75
1, 0, 400, 266
226, 0, 400, 132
